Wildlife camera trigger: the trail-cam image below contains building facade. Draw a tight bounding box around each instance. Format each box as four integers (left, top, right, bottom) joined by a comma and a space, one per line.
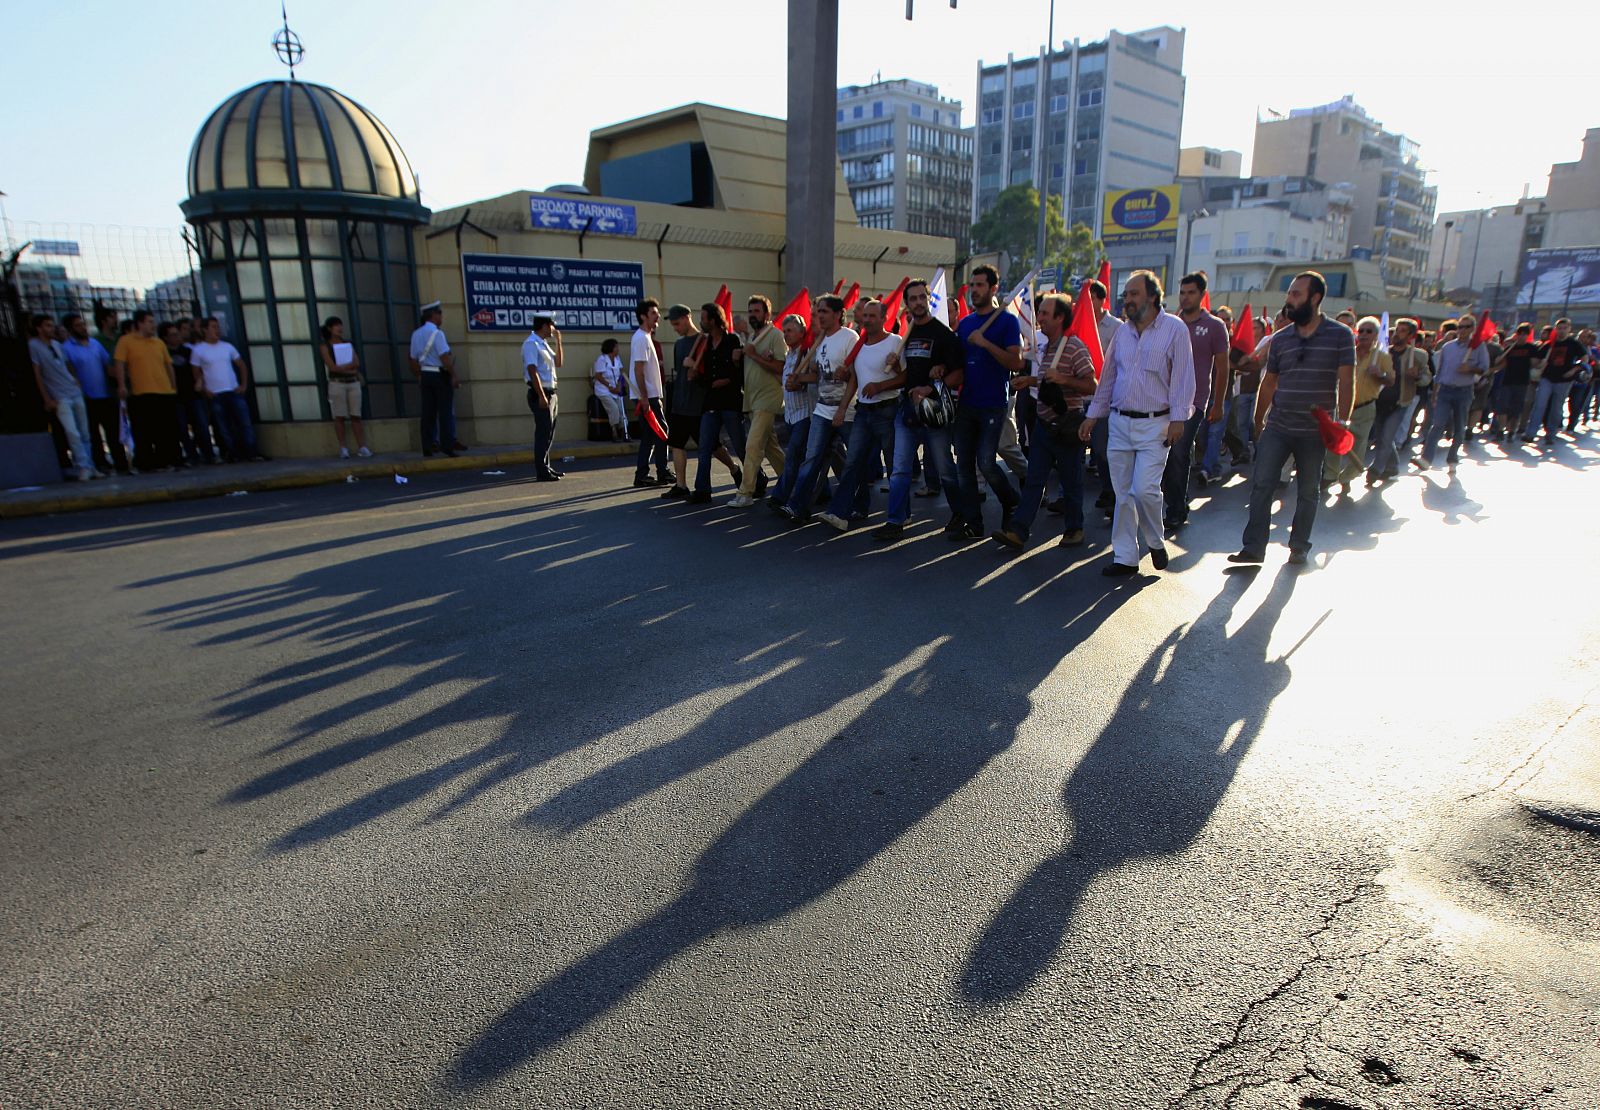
1179, 173, 1354, 285
834, 79, 972, 239
1177, 146, 1241, 178
972, 27, 1185, 235
1252, 97, 1436, 297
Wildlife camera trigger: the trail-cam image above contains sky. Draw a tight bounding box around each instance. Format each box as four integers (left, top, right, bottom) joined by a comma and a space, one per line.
2, 0, 1593, 283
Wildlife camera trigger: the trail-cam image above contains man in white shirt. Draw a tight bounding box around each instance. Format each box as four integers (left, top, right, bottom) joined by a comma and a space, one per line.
190, 317, 265, 461
630, 297, 671, 487
523, 316, 563, 481
1079, 271, 1196, 577
780, 294, 858, 521
817, 299, 903, 531
408, 301, 458, 457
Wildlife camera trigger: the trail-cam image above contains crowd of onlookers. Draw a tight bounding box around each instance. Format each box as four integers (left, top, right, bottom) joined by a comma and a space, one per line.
26, 307, 270, 479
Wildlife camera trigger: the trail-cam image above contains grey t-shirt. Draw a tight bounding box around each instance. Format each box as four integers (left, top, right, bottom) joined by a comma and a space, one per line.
670, 334, 707, 418
1264, 317, 1355, 435
30, 337, 83, 401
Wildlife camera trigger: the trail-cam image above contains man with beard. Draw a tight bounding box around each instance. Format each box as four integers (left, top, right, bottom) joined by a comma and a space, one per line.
1079, 271, 1194, 577
876, 279, 963, 540
1230, 271, 1354, 567
949, 264, 1023, 541
730, 295, 787, 507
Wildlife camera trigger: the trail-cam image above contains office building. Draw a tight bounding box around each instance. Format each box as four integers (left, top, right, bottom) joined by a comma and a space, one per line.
835, 79, 972, 238
972, 27, 1185, 235
1252, 96, 1436, 297
1178, 146, 1241, 178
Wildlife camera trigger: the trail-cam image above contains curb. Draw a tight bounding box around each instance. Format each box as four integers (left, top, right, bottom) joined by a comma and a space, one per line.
0, 442, 634, 520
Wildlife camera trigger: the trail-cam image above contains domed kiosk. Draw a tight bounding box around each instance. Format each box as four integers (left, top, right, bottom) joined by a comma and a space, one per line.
181, 80, 430, 432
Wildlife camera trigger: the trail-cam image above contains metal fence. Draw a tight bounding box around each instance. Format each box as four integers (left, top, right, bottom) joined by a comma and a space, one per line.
5, 221, 202, 326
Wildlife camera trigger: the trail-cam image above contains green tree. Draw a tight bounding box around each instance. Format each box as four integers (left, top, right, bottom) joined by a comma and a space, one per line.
970, 183, 1103, 285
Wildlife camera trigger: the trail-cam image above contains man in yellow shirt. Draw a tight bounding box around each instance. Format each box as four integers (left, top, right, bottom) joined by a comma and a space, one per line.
1323, 314, 1393, 493
113, 309, 180, 471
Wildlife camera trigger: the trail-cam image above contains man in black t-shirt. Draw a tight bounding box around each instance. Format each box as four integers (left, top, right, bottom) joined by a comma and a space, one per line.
689, 302, 748, 503
1492, 323, 1537, 441
661, 305, 739, 499
162, 321, 215, 466
1523, 318, 1588, 445
875, 279, 965, 540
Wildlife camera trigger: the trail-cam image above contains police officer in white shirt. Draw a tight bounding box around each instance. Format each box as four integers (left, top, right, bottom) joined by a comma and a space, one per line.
523, 316, 563, 481
408, 301, 458, 457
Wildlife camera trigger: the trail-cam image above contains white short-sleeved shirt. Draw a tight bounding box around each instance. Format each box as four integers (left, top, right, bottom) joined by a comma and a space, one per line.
852, 333, 904, 405
409, 321, 450, 371
190, 340, 243, 392
630, 328, 663, 399
521, 332, 556, 388
591, 353, 622, 398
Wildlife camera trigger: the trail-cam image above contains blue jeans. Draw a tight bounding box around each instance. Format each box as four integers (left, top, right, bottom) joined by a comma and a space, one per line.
1091, 416, 1111, 497
771, 415, 812, 504
1202, 392, 1255, 474
178, 394, 216, 462
1013, 417, 1085, 537
418, 372, 455, 450
785, 413, 849, 517
695, 410, 746, 492
826, 401, 894, 519
953, 404, 1018, 527
886, 401, 957, 525
1524, 379, 1573, 441
634, 398, 669, 479
209, 391, 257, 459
1162, 408, 1207, 523
1242, 426, 1325, 556
1369, 398, 1415, 478
1421, 384, 1473, 466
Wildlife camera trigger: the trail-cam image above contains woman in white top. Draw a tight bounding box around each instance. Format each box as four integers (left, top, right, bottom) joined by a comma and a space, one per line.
592, 338, 628, 441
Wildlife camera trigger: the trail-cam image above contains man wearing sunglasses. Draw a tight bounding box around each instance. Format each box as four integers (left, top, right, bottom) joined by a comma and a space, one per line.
1230, 271, 1355, 567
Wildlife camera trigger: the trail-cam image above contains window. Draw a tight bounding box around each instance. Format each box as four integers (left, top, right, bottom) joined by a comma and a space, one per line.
1204, 150, 1222, 168
872, 101, 884, 118
1266, 232, 1276, 249
981, 72, 1005, 92
1284, 179, 1301, 193
980, 107, 1002, 125
1050, 162, 1064, 180
1233, 232, 1249, 251
1076, 121, 1097, 142
911, 104, 922, 118
1013, 130, 1033, 152
836, 109, 844, 122
1078, 89, 1103, 108
1014, 101, 1035, 120
1074, 158, 1088, 175
987, 138, 1001, 156
1078, 52, 1105, 73
948, 112, 959, 126
852, 105, 863, 119
1049, 94, 1068, 113
1192, 233, 1211, 256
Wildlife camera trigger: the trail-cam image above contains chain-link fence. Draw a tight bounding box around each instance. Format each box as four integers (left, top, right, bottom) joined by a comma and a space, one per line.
4, 221, 202, 326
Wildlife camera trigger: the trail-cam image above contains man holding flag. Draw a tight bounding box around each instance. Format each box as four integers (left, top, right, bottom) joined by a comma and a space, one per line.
1417, 313, 1489, 471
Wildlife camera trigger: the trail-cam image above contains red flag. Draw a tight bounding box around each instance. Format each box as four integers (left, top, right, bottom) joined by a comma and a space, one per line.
1230, 303, 1256, 355
714, 284, 733, 332
1067, 281, 1104, 378
1311, 406, 1354, 455
832, 279, 845, 296
841, 282, 860, 312
878, 276, 911, 338
1097, 259, 1111, 294
1201, 290, 1211, 312
1468, 312, 1497, 349
634, 400, 670, 441
775, 287, 812, 346
955, 284, 971, 322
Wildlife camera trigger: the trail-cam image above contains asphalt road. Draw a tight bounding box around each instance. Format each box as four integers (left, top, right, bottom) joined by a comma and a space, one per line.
3, 436, 1598, 1109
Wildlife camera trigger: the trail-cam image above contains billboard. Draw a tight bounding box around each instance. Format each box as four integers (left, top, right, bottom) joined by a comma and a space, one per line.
460, 253, 644, 332
1517, 246, 1600, 307
1101, 186, 1180, 244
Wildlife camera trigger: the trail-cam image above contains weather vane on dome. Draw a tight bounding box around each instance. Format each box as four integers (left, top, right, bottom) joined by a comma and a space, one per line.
272, 2, 304, 79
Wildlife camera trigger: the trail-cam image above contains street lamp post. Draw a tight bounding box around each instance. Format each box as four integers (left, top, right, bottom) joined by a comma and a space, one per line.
1435, 219, 1453, 294
1033, 0, 1056, 272
1467, 209, 1495, 292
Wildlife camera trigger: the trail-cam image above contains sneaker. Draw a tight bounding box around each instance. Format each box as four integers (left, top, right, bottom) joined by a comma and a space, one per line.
1197, 469, 1214, 486
688, 489, 712, 504
1227, 550, 1265, 565
871, 522, 904, 541
942, 515, 963, 536
1100, 562, 1138, 577
817, 511, 849, 532
633, 476, 658, 489
357, 446, 372, 458
338, 447, 350, 459
1150, 546, 1169, 571
992, 528, 1025, 550
729, 494, 755, 508
655, 472, 674, 485
945, 523, 981, 543
661, 485, 690, 500
1059, 529, 1084, 547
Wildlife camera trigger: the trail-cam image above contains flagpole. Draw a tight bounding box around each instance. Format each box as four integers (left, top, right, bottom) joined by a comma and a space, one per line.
1033, 0, 1055, 274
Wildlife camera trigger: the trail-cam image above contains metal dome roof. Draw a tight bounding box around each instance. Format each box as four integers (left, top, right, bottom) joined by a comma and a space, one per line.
182, 80, 426, 221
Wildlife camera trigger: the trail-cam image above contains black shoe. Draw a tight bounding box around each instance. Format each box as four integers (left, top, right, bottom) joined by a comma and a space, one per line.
992, 528, 1025, 550
441, 448, 458, 458
661, 485, 690, 500
871, 522, 904, 541
549, 468, 565, 478
942, 515, 963, 536
688, 489, 712, 504
655, 472, 673, 485
633, 476, 658, 489
1227, 550, 1265, 564
1000, 509, 1015, 534
535, 471, 561, 482
946, 523, 981, 543
730, 466, 744, 488
1045, 498, 1065, 515
1150, 546, 1169, 571
450, 441, 468, 452
1095, 491, 1114, 509
1287, 549, 1309, 566
755, 471, 769, 496
1101, 562, 1138, 577
766, 495, 785, 512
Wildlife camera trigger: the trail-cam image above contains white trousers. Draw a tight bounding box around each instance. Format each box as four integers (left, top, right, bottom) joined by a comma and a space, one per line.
1107, 412, 1170, 565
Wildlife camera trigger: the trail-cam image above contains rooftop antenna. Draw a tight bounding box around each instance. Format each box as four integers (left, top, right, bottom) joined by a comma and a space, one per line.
272, 2, 304, 80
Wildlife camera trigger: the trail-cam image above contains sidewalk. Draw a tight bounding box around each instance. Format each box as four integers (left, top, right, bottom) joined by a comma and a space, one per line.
0, 441, 635, 520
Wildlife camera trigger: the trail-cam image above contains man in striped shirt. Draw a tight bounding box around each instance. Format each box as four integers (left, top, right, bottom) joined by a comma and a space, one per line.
1231, 271, 1355, 567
